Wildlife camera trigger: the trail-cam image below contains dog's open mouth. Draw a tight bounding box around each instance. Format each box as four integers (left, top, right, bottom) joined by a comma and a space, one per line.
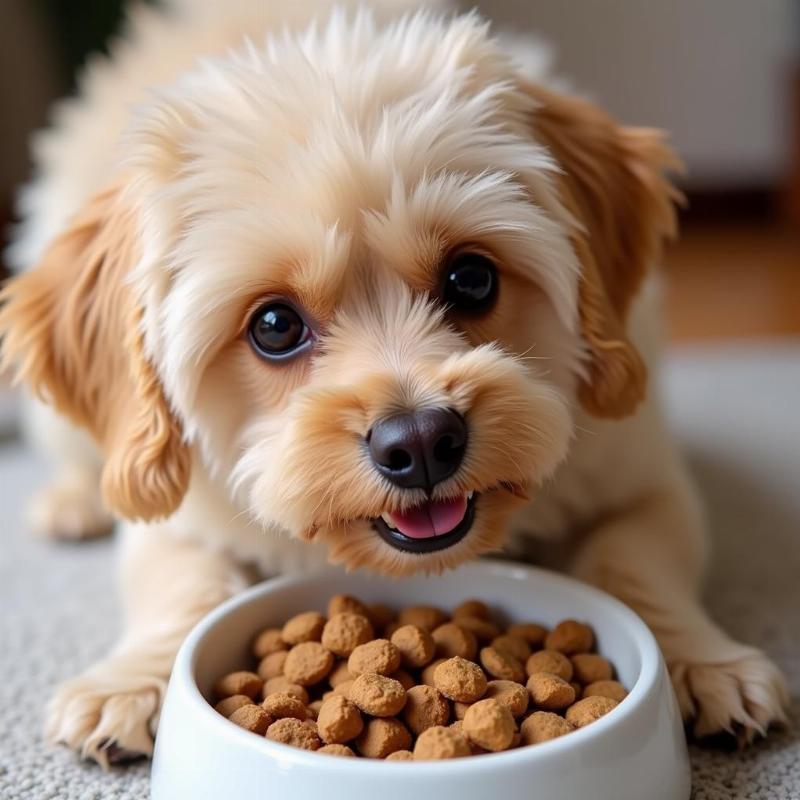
372, 492, 477, 553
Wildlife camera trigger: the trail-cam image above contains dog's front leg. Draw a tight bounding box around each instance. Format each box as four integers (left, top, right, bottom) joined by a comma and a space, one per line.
45, 524, 250, 767
570, 480, 788, 743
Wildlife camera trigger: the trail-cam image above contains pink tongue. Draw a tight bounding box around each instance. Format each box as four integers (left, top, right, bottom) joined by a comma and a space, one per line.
391, 496, 468, 539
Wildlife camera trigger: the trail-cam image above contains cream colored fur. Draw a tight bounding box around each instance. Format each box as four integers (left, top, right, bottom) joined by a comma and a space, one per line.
2, 0, 787, 766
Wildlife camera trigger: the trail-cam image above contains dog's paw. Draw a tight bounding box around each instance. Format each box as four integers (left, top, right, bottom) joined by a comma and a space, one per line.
669, 650, 789, 745
46, 668, 166, 768
28, 472, 114, 541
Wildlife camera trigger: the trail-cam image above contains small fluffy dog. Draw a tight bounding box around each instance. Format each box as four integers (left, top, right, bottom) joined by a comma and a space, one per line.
0, 0, 787, 765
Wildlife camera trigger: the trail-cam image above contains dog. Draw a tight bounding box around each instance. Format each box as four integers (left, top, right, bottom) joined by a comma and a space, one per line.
0, 0, 787, 766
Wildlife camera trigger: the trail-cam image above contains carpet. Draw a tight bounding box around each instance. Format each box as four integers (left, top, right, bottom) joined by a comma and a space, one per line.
1, 341, 798, 799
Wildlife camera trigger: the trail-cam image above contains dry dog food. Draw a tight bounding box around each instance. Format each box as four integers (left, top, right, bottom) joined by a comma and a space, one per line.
211, 595, 628, 760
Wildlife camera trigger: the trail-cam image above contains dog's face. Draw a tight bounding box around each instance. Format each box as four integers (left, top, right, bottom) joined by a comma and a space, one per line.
0, 11, 678, 575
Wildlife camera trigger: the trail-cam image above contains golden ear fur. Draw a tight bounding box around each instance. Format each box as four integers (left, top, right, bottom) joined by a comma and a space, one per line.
525, 84, 683, 418
0, 181, 190, 520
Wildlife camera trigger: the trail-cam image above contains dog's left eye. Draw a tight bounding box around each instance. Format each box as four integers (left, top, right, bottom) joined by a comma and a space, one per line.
441, 251, 498, 314
247, 303, 311, 360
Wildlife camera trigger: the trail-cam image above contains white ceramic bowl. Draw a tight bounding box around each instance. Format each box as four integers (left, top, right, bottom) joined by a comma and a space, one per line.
152, 560, 691, 800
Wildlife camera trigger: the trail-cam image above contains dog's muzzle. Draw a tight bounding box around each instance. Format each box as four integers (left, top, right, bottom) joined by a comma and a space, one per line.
367, 407, 476, 552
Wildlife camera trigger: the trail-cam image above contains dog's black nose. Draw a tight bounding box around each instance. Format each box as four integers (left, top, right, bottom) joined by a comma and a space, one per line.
368, 407, 467, 492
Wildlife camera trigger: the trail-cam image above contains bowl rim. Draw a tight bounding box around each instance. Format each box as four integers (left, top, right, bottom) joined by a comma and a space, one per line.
172, 559, 663, 774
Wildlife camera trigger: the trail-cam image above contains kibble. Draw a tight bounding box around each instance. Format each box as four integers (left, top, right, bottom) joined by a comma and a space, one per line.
391, 625, 436, 668
413, 726, 471, 760
583, 680, 628, 703
282, 611, 326, 645
284, 641, 334, 686
434, 656, 487, 703
462, 698, 515, 752
348, 639, 401, 676
322, 613, 374, 657
526, 672, 576, 711
261, 692, 307, 721
565, 696, 619, 728
349, 673, 407, 717
402, 684, 450, 734
520, 711, 574, 745
212, 594, 626, 760
431, 623, 478, 660
356, 717, 412, 758
526, 649, 574, 682
316, 695, 364, 743
229, 704, 272, 734
545, 620, 594, 655
266, 717, 321, 750
214, 671, 262, 700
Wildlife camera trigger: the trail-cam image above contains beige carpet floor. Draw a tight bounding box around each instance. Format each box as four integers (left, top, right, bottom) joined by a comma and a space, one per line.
1, 342, 798, 799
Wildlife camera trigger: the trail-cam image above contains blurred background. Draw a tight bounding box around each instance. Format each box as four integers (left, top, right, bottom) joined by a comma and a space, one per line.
0, 0, 798, 342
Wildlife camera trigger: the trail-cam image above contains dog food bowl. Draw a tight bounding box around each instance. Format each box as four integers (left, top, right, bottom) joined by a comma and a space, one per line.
152, 560, 691, 800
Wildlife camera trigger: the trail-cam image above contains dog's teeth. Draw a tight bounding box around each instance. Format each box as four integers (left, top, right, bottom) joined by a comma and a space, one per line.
467, 491, 474, 500
381, 511, 398, 530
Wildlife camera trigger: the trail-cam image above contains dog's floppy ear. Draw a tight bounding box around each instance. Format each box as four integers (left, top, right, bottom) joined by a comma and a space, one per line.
524, 83, 682, 418
0, 179, 190, 520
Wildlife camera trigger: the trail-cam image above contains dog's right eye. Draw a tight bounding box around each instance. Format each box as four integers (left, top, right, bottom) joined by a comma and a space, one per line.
247, 303, 312, 361
441, 250, 498, 315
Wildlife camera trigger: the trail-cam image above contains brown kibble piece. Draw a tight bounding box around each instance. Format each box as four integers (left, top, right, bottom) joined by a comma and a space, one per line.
520, 711, 574, 745
263, 677, 310, 705
527, 672, 576, 710
506, 622, 549, 648
433, 656, 487, 703
215, 671, 262, 700
385, 749, 414, 761
452, 599, 491, 621
282, 611, 326, 645
545, 620, 594, 655
420, 658, 447, 687
328, 594, 369, 618
261, 692, 307, 721
391, 625, 436, 669
267, 717, 321, 750
321, 613, 374, 657
348, 639, 401, 676
491, 634, 531, 663
349, 673, 406, 716
566, 696, 619, 727
402, 684, 450, 734
413, 726, 471, 760
214, 694, 251, 717
432, 623, 478, 660
462, 698, 515, 752
484, 680, 529, 718
318, 743, 356, 757
284, 641, 334, 686
525, 649, 574, 682
397, 605, 448, 631
480, 646, 525, 683
452, 701, 469, 720
229, 704, 272, 735
356, 718, 412, 758
253, 628, 286, 659
571, 653, 613, 685
328, 661, 353, 688
570, 682, 583, 700
583, 680, 628, 703
257, 650, 288, 681
316, 695, 364, 743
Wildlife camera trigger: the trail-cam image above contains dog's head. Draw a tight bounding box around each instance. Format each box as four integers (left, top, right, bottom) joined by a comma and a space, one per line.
0, 10, 679, 574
